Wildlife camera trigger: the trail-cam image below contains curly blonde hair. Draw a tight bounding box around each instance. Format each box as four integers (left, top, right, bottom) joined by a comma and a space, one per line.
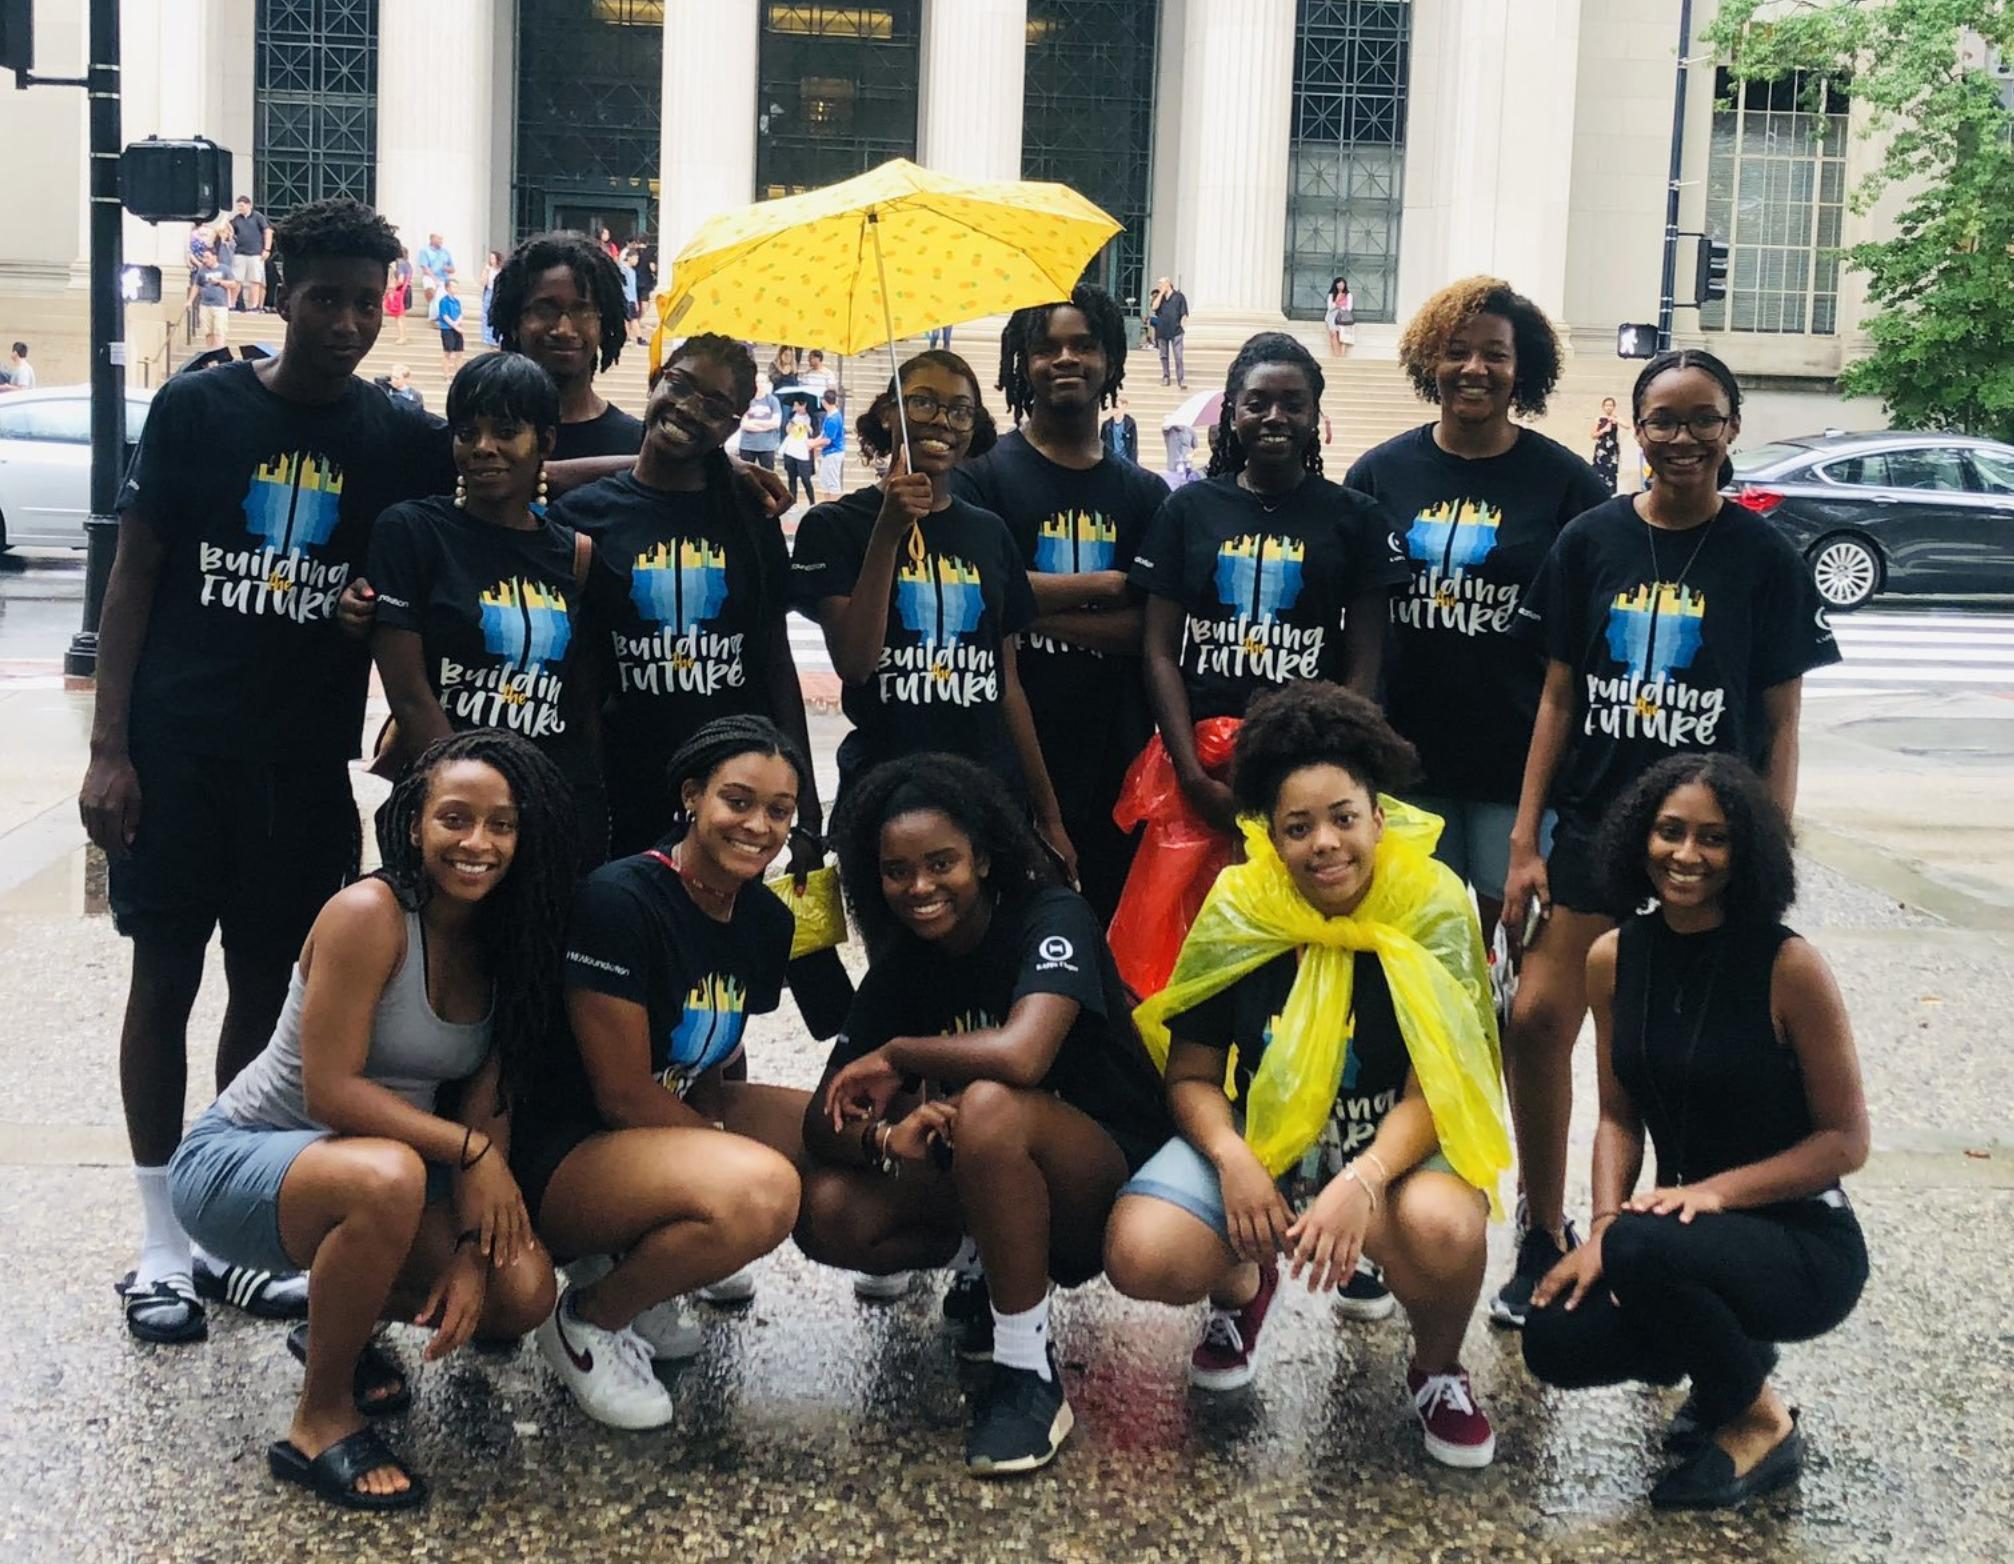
1396, 275, 1563, 418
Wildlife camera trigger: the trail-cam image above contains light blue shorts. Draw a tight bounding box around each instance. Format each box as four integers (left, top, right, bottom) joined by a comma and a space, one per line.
1409, 794, 1555, 903
1119, 1134, 1457, 1243
167, 1104, 328, 1275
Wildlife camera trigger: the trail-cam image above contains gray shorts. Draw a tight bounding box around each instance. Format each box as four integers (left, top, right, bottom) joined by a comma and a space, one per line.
232, 254, 265, 285
1408, 794, 1555, 902
817, 452, 844, 492
1120, 1133, 1457, 1243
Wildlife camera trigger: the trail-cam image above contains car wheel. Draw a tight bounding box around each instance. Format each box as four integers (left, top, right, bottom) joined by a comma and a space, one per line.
1808, 534, 1881, 611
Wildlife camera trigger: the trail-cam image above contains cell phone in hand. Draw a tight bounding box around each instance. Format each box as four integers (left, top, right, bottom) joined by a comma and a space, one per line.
1521, 895, 1547, 951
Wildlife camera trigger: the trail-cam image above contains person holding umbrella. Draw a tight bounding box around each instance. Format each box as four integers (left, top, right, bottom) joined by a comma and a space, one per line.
790, 350, 1077, 881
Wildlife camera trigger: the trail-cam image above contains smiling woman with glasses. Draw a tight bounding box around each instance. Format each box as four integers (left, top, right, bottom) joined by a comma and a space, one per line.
789, 349, 1079, 882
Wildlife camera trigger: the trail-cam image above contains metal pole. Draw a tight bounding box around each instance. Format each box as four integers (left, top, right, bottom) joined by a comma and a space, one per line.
65, 0, 124, 679
1655, 0, 1694, 354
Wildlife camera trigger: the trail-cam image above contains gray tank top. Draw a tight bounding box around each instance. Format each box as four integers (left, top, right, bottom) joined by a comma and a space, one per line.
217, 907, 494, 1132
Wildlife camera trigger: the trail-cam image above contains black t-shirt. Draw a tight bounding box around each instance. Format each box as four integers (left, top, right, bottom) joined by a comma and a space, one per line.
1152, 291, 1189, 337
549, 848, 793, 1116
1129, 473, 1410, 720
557, 471, 789, 822
117, 361, 445, 762
1517, 496, 1841, 826
789, 486, 1037, 780
1169, 949, 1409, 1159
553, 403, 646, 461
228, 211, 269, 255
1346, 425, 1611, 802
951, 430, 1168, 794
366, 496, 591, 772
825, 886, 1170, 1167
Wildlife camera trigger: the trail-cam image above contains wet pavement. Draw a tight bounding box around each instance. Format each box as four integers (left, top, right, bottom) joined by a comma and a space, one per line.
3, 556, 2013, 1559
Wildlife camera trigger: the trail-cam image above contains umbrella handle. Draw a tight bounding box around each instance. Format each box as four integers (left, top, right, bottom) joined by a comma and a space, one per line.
868, 210, 913, 469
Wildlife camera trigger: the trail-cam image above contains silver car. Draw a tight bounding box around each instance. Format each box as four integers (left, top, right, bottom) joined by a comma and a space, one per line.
0, 385, 155, 550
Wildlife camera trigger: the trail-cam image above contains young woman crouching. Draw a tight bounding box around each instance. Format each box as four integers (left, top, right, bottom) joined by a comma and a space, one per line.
1103, 682, 1513, 1469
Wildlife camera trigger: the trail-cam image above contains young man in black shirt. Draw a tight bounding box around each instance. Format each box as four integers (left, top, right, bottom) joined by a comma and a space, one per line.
953, 284, 1169, 921
80, 198, 449, 1343
488, 231, 646, 461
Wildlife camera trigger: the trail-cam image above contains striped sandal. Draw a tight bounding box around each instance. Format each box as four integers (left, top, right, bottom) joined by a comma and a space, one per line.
193, 1253, 310, 1320
117, 1271, 207, 1344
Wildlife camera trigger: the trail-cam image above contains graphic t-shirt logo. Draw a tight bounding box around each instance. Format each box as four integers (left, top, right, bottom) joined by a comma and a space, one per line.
1393, 498, 1521, 637
1189, 533, 1320, 685
616, 539, 746, 699
439, 576, 573, 737
480, 576, 574, 675
1586, 581, 1723, 744
658, 972, 749, 1096
1034, 510, 1117, 575
198, 449, 352, 623
878, 527, 998, 709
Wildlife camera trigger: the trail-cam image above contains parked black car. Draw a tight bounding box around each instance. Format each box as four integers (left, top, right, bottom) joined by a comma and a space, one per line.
1726, 431, 2014, 610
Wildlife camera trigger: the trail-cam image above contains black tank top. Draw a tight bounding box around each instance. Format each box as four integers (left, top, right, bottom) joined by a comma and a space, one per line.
1612, 914, 1813, 1187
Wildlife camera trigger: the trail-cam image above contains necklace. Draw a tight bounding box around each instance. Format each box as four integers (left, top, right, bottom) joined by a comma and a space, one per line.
1633, 505, 1717, 719
1634, 923, 1724, 1187
1238, 471, 1291, 514
647, 843, 738, 914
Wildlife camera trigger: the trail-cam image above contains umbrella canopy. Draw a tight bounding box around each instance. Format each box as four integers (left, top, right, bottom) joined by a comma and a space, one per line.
1164, 387, 1223, 431
652, 158, 1121, 364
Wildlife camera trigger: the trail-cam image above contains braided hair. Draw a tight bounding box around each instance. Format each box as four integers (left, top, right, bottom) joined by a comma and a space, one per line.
373, 731, 580, 1112
489, 231, 631, 372
996, 281, 1131, 424
854, 350, 1000, 461
1206, 331, 1326, 480
831, 753, 1057, 953
1632, 348, 1744, 487
662, 714, 811, 830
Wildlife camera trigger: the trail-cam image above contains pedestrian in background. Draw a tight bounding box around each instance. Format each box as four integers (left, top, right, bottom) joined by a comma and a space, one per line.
386, 249, 413, 344
480, 249, 504, 346
194, 246, 232, 349
435, 278, 465, 374
780, 400, 817, 509
1524, 753, 1868, 1511
489, 231, 642, 459
229, 195, 273, 312
1591, 396, 1624, 494
814, 387, 847, 500
416, 232, 454, 303
1100, 394, 1138, 462
738, 373, 783, 470
1149, 277, 1188, 390
3, 340, 36, 391
1326, 276, 1355, 358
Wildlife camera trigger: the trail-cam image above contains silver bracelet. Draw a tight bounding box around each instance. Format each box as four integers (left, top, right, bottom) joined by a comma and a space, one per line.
1341, 1163, 1380, 1214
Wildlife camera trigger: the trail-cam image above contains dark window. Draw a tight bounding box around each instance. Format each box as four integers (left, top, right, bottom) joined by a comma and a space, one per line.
1022, 1, 1160, 311
0, 398, 90, 443
515, 0, 665, 240
255, 0, 378, 213
1883, 447, 1971, 492
1283, 0, 1411, 324
757, 2, 922, 197
1821, 454, 1887, 488
1966, 450, 2014, 496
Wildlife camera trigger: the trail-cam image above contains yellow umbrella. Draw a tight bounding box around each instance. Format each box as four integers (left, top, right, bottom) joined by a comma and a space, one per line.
651, 158, 1120, 448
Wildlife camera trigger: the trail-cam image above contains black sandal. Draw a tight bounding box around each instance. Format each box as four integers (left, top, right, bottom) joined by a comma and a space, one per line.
267, 1428, 428, 1512
116, 1271, 207, 1345
286, 1322, 412, 1416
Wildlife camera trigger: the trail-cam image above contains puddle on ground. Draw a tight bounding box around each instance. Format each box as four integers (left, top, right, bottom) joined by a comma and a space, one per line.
0, 842, 107, 918
1838, 715, 2014, 763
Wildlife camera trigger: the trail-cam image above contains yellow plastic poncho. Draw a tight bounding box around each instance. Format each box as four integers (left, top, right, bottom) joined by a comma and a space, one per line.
1134, 798, 1512, 1215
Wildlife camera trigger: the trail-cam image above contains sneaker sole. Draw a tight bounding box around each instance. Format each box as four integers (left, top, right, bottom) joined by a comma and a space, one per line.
1486, 1295, 1528, 1329
694, 1283, 755, 1306
534, 1324, 677, 1431
1336, 1292, 1397, 1323
641, 1331, 705, 1362
967, 1400, 1074, 1476
1188, 1359, 1257, 1392
1422, 1429, 1497, 1469
853, 1274, 914, 1301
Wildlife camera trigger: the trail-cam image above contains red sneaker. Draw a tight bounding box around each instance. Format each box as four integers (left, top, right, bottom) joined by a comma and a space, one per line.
1407, 1364, 1496, 1468
1188, 1262, 1279, 1391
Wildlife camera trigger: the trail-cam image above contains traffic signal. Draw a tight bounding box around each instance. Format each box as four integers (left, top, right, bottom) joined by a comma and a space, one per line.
1616, 323, 1659, 359
1696, 237, 1731, 306
120, 265, 163, 303
0, 0, 31, 76
120, 136, 233, 223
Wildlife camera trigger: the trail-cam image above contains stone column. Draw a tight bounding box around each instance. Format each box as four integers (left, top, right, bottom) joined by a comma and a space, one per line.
918, 0, 1028, 183
1396, 0, 1584, 323
375, 0, 498, 276
1163, 0, 1296, 321
659, 0, 760, 266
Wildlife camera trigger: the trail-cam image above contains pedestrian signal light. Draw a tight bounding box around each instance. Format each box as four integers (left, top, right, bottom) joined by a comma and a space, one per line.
1616, 323, 1659, 359
120, 265, 163, 304
120, 136, 234, 223
1696, 237, 1731, 306
0, 0, 31, 77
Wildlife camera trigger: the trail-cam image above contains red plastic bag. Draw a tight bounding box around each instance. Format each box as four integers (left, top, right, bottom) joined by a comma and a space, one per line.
1108, 718, 1240, 1000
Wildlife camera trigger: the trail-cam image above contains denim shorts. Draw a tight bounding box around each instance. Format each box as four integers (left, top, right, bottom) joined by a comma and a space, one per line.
1409, 794, 1554, 903
1120, 1134, 1457, 1243
168, 1104, 329, 1275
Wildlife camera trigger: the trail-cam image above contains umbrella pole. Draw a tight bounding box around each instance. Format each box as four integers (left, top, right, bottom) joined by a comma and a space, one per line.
868, 210, 913, 468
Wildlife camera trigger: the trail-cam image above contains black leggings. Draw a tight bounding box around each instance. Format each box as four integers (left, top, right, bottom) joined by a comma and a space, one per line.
783, 454, 816, 506
1523, 1201, 1867, 1430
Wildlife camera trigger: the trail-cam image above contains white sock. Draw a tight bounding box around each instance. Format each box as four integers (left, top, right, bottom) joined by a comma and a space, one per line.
134, 1166, 190, 1289
949, 1235, 983, 1279
991, 1296, 1052, 1381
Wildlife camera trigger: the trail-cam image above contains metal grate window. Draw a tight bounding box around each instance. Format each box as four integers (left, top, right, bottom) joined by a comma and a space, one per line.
756, 2, 922, 197
255, 0, 378, 212
1703, 69, 1849, 336
1283, 0, 1410, 323
514, 0, 666, 240
1022, 1, 1160, 311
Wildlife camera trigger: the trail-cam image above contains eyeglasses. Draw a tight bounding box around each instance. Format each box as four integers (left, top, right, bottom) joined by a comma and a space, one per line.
660, 372, 740, 425
1640, 412, 1731, 442
903, 390, 977, 430
519, 299, 601, 331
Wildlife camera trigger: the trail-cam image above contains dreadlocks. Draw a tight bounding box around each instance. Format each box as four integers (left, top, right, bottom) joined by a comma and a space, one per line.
489, 231, 631, 372
1206, 331, 1327, 480
373, 730, 579, 1113
663, 715, 811, 827
996, 281, 1132, 424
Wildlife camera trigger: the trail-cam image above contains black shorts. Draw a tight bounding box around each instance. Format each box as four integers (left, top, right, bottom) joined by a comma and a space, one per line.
440, 327, 465, 352
108, 747, 359, 960
1545, 814, 1610, 918
509, 1107, 606, 1231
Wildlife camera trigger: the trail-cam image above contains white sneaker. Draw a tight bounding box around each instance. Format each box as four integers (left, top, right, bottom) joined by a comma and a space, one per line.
696, 1265, 757, 1305
853, 1270, 916, 1301
535, 1297, 675, 1430
631, 1296, 704, 1361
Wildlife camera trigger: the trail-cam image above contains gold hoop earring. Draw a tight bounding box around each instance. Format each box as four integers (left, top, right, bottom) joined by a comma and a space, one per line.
453, 473, 467, 508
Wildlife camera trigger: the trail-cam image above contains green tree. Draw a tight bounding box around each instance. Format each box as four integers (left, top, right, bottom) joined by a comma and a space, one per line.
1704, 0, 2014, 438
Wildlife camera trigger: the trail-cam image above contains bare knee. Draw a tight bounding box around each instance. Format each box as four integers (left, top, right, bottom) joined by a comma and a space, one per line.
949, 1080, 1029, 1163
483, 1250, 558, 1338
347, 1142, 429, 1227
793, 1168, 872, 1267
1392, 1177, 1486, 1267
1103, 1200, 1217, 1304
729, 1149, 801, 1255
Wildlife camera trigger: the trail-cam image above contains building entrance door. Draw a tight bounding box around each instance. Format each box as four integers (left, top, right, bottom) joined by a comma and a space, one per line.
545, 195, 650, 245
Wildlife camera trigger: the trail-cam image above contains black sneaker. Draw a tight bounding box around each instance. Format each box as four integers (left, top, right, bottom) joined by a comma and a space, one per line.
965, 1348, 1073, 1476
1336, 1258, 1396, 1322
1489, 1219, 1579, 1328
944, 1271, 992, 1360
